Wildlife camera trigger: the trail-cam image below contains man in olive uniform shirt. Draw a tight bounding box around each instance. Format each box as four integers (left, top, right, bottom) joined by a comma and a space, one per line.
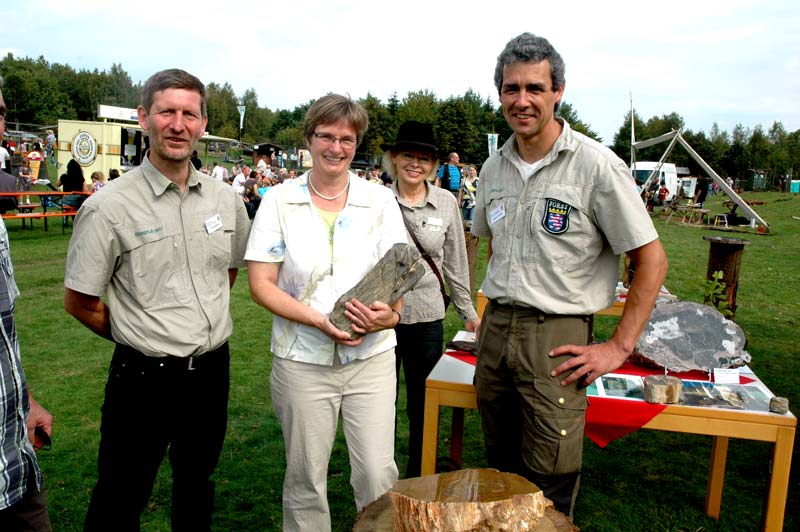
471, 34, 668, 518
64, 69, 250, 532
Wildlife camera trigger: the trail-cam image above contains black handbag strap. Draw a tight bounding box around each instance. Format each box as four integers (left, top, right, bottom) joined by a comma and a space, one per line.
396, 199, 449, 305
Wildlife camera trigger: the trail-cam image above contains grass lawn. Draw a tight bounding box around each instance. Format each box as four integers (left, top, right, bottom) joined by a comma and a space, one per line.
8, 190, 799, 531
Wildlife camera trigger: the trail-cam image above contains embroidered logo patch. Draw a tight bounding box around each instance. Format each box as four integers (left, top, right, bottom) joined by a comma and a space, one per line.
542, 198, 572, 235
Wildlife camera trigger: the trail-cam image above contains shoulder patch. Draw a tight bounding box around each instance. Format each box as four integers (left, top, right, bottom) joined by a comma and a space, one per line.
542, 198, 572, 235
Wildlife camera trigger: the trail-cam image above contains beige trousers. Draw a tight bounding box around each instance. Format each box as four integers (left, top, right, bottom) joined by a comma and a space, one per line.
271, 349, 398, 532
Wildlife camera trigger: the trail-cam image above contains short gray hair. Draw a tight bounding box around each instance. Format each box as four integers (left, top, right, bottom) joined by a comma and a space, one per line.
494, 33, 566, 94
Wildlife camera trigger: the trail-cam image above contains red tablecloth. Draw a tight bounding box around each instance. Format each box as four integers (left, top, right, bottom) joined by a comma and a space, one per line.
443, 353, 755, 448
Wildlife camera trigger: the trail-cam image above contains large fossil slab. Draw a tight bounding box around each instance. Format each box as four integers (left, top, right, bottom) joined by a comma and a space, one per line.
329, 243, 424, 340
634, 301, 751, 373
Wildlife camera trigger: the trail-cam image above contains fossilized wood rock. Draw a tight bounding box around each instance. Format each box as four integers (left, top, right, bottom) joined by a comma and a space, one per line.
389, 468, 552, 532
643, 375, 682, 404
633, 301, 751, 373
330, 243, 424, 340
353, 495, 576, 532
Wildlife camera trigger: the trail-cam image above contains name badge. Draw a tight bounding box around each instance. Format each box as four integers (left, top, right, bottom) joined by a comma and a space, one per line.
489, 202, 506, 225
424, 217, 443, 231
205, 214, 223, 235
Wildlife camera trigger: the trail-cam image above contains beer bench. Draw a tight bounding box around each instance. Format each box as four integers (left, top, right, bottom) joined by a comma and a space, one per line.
0, 191, 89, 233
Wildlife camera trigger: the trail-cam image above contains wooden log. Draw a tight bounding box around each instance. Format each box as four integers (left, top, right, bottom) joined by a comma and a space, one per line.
355, 492, 577, 532
388, 468, 552, 532
643, 375, 682, 404
703, 236, 750, 319
329, 243, 424, 339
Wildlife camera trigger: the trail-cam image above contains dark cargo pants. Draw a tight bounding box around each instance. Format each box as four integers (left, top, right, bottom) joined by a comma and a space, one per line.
475, 300, 592, 517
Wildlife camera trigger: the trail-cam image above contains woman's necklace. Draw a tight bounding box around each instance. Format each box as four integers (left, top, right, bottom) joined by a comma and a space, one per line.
308, 173, 349, 201
400, 183, 426, 205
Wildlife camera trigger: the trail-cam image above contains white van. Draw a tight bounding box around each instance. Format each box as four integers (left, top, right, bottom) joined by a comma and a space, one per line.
630, 161, 680, 201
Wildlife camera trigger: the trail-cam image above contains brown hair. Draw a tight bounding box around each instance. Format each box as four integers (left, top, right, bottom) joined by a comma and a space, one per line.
303, 94, 368, 147
140, 69, 207, 117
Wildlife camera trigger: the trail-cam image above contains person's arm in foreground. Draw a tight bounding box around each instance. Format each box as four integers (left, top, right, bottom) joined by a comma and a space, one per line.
64, 287, 113, 341
550, 239, 668, 386
247, 260, 363, 347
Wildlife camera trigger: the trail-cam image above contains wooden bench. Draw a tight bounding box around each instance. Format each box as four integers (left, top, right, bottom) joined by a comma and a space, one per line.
2, 210, 78, 233
0, 191, 90, 233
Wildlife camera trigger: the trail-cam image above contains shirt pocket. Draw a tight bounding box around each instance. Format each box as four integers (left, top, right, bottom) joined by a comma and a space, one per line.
524, 185, 596, 271
194, 209, 236, 274
117, 219, 186, 308
485, 189, 515, 257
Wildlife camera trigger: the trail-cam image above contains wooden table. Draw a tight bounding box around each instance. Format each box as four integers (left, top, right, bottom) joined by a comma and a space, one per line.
420, 355, 796, 531
0, 191, 89, 232
666, 205, 710, 225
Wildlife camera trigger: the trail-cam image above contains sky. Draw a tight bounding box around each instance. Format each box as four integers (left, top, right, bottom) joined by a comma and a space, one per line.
3, 0, 799, 146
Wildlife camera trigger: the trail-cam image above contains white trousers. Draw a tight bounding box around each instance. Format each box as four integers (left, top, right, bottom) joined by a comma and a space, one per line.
271, 349, 398, 532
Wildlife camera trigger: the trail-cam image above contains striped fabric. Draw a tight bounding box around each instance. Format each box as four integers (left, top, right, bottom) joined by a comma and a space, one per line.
0, 217, 41, 509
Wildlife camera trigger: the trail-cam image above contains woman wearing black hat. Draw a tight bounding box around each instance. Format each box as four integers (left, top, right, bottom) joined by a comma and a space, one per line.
382, 121, 480, 478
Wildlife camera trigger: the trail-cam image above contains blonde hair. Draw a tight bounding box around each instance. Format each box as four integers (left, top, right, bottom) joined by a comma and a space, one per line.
381, 151, 439, 183
90, 171, 106, 182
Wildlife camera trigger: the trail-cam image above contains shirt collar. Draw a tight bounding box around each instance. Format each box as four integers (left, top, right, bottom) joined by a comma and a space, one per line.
288, 171, 372, 207
498, 118, 577, 166
392, 180, 438, 209
140, 154, 203, 197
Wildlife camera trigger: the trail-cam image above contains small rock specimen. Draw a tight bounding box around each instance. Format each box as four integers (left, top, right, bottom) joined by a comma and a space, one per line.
329, 243, 424, 340
643, 375, 683, 404
389, 468, 550, 532
769, 397, 789, 414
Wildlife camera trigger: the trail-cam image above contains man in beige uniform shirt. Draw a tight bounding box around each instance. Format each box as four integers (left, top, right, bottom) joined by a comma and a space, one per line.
63, 69, 250, 532
471, 34, 668, 518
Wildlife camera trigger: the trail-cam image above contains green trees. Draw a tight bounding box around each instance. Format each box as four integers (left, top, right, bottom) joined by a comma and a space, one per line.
611, 110, 797, 189
1, 55, 144, 126
3, 52, 796, 182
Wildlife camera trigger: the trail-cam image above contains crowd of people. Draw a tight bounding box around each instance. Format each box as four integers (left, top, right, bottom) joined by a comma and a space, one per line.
1, 31, 670, 532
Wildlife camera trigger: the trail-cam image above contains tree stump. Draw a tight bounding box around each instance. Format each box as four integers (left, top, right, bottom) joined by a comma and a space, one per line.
353, 468, 578, 532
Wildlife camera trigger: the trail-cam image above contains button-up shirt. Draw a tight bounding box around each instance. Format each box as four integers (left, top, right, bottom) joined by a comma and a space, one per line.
0, 218, 41, 510
245, 173, 407, 365
393, 182, 478, 325
472, 120, 658, 315
65, 157, 251, 357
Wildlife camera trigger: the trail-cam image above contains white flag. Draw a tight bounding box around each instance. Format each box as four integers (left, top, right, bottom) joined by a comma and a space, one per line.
237, 105, 246, 130
488, 134, 499, 156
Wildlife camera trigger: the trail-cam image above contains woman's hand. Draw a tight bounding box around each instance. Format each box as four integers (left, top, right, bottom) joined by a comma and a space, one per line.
465, 318, 482, 342
344, 299, 397, 335
319, 316, 364, 347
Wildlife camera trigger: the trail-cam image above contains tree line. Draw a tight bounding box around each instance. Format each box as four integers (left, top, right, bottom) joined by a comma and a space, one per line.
2, 54, 796, 186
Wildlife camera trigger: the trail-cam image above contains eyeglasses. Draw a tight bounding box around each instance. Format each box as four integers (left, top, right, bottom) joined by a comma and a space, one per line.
312, 132, 357, 149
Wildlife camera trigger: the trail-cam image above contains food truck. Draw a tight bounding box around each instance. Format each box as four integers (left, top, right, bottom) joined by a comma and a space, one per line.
56, 104, 235, 179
